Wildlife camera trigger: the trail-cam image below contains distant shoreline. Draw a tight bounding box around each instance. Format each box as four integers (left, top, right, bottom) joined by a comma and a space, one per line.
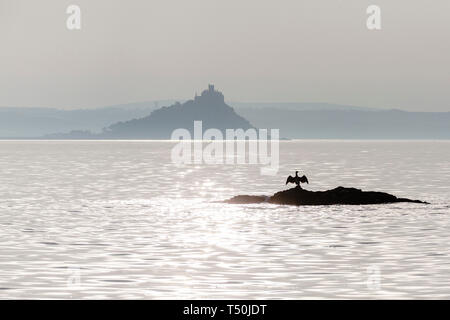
1, 138, 449, 142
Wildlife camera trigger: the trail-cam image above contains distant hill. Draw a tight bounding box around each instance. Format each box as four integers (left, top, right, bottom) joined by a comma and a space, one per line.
230, 102, 377, 112
98, 85, 254, 139
0, 101, 171, 138
0, 88, 449, 139
235, 108, 450, 139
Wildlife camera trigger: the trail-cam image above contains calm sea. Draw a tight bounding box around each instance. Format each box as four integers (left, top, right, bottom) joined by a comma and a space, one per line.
0, 140, 449, 299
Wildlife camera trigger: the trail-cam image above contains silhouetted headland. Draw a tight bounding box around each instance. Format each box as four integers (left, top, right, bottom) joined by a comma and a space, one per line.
225, 186, 428, 206
44, 85, 254, 139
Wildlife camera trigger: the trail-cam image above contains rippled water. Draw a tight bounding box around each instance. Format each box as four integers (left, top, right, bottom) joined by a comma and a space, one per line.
0, 140, 449, 299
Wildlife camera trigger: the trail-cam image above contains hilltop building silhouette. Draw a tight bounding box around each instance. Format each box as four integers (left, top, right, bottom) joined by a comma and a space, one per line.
194, 84, 225, 104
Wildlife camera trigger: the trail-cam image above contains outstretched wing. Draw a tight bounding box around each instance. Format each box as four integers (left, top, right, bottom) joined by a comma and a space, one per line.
286, 176, 295, 184
300, 175, 309, 184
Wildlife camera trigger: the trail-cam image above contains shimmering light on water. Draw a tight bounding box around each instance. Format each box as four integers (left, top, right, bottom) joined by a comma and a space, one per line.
0, 140, 449, 298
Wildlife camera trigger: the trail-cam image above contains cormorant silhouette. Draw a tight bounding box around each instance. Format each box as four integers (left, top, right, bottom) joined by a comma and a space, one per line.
286, 171, 309, 188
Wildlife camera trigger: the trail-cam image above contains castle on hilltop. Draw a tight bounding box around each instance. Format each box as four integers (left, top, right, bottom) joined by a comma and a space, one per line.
194, 84, 225, 103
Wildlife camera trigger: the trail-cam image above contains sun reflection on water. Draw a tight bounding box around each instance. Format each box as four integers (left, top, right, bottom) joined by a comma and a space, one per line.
0, 140, 449, 298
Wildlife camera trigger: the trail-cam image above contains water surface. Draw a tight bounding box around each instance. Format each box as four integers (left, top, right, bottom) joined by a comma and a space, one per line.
0, 140, 449, 299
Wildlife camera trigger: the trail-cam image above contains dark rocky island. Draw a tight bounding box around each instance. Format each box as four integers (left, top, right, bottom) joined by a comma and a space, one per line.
225, 186, 428, 206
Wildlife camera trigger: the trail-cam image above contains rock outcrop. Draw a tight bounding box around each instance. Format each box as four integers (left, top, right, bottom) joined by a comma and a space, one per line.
225, 186, 428, 206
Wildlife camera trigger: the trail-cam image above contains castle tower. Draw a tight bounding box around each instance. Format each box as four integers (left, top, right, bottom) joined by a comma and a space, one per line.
196, 84, 224, 103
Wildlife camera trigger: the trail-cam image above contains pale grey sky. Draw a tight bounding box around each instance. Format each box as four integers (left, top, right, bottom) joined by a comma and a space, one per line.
0, 0, 449, 111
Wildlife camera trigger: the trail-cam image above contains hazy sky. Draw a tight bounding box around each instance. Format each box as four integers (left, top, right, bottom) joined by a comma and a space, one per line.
0, 0, 449, 111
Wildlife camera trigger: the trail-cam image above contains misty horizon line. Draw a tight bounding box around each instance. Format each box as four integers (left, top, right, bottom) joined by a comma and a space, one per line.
1, 100, 446, 113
